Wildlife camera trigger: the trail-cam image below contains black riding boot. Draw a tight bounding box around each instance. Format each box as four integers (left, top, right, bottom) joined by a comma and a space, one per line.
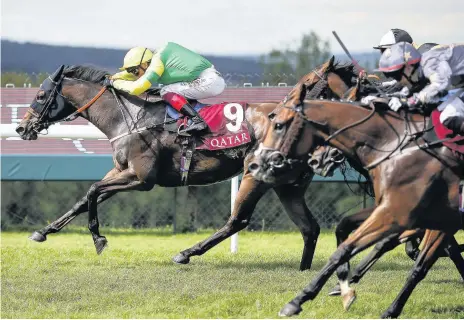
178, 103, 208, 134
443, 116, 464, 136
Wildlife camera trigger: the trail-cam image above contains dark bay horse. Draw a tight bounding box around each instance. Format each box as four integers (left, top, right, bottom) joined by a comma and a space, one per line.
15, 61, 359, 271
249, 83, 464, 318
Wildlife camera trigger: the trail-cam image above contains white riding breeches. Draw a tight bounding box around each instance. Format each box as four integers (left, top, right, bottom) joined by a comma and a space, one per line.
438, 89, 464, 124
160, 66, 226, 100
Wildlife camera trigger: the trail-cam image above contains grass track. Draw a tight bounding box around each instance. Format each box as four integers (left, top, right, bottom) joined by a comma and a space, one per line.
2, 230, 464, 318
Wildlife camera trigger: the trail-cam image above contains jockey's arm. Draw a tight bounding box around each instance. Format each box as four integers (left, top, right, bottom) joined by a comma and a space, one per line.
112, 54, 165, 95
417, 60, 452, 104
111, 70, 138, 81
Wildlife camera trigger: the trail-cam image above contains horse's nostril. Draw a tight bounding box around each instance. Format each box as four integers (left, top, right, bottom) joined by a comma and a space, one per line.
308, 159, 320, 167
248, 162, 260, 172
270, 153, 284, 165
15, 126, 25, 134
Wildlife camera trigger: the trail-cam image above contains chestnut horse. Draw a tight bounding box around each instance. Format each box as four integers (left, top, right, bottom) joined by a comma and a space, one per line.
250, 83, 464, 318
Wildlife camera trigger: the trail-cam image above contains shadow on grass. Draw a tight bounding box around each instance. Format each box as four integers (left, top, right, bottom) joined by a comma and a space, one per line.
428, 278, 464, 284
147, 258, 434, 273
431, 305, 464, 314
137, 258, 310, 271
1, 227, 209, 238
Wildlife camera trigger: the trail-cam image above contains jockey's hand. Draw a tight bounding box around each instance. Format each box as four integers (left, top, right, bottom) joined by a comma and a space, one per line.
407, 93, 421, 109
360, 95, 377, 106
388, 86, 410, 98
399, 86, 410, 97
388, 97, 406, 112
381, 79, 398, 88
102, 78, 113, 88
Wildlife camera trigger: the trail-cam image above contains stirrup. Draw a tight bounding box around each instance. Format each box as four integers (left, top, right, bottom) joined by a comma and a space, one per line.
179, 122, 207, 135
177, 123, 191, 137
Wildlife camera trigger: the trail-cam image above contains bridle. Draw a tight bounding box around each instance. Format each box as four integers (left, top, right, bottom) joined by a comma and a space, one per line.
261, 68, 376, 171
30, 76, 107, 133
258, 67, 332, 171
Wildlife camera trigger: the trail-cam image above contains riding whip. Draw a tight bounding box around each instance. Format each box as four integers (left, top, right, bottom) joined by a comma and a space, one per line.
332, 31, 386, 96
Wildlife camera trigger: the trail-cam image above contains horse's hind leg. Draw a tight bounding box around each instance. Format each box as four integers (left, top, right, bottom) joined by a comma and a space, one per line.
273, 178, 320, 271
172, 173, 270, 264
87, 169, 152, 254
381, 230, 447, 319
29, 168, 120, 242
404, 235, 421, 260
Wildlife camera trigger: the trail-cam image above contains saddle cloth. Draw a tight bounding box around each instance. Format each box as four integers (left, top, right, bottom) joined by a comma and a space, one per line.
167, 102, 252, 151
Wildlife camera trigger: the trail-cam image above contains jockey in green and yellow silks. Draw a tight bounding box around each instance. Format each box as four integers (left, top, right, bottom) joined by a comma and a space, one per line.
105, 43, 226, 134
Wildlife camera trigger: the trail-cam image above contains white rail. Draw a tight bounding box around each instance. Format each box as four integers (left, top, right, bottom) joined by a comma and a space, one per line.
0, 124, 107, 139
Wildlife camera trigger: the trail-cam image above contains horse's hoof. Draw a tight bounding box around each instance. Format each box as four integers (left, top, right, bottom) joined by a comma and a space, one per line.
380, 310, 398, 319
172, 252, 190, 264
278, 302, 302, 317
342, 288, 356, 311
328, 283, 341, 296
94, 237, 108, 255
29, 231, 46, 242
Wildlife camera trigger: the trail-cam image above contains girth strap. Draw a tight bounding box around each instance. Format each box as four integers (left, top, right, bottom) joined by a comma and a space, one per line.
180, 137, 196, 185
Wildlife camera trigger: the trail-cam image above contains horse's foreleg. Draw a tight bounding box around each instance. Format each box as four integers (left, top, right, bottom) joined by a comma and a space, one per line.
337, 233, 402, 309
273, 176, 320, 271
87, 169, 151, 254
349, 230, 423, 286
329, 207, 374, 296
381, 230, 447, 319
443, 235, 464, 281
172, 173, 270, 264
29, 168, 120, 242
278, 205, 404, 317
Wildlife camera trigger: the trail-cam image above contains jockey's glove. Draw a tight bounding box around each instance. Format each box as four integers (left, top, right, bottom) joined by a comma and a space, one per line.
386, 86, 410, 98
407, 93, 422, 109
388, 97, 406, 112
360, 95, 377, 106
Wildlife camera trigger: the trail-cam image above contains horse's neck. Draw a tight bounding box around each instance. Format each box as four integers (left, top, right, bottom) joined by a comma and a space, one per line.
65, 80, 165, 139
246, 102, 278, 141
310, 102, 422, 166
327, 72, 351, 99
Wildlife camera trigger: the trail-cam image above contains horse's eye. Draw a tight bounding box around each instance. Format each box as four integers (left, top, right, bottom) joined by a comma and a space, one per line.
268, 113, 275, 120
274, 122, 285, 131
36, 91, 46, 103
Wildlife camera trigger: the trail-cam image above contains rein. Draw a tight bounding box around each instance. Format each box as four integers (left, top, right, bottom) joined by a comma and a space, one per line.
75, 87, 107, 113
39, 85, 107, 129
34, 78, 176, 142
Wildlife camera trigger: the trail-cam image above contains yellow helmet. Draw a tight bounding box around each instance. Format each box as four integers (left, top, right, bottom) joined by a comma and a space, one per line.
119, 47, 154, 70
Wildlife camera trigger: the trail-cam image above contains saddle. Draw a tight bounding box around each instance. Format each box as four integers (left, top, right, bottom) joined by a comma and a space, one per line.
423, 110, 464, 155
161, 99, 252, 185
140, 88, 253, 182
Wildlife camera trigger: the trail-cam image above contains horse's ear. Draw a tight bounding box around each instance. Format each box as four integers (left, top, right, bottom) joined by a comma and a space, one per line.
50, 65, 65, 82
328, 55, 335, 69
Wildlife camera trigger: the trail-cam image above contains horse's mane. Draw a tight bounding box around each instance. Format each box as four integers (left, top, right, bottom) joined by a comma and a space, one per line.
332, 61, 358, 87
63, 65, 110, 84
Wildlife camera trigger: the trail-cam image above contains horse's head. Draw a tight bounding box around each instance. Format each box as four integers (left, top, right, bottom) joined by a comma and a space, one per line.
16, 65, 76, 140
299, 56, 360, 100
248, 83, 328, 183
